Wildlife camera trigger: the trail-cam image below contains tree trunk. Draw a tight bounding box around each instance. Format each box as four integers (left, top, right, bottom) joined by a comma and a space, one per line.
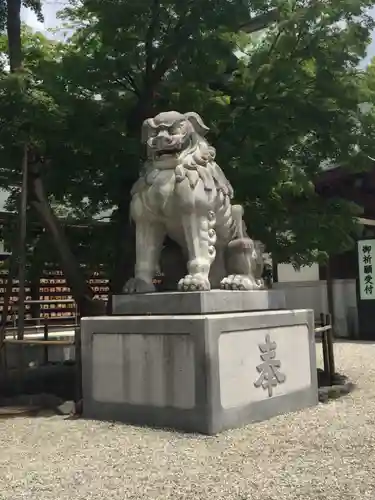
17, 145, 27, 340
5, 2, 25, 370
27, 162, 105, 317
106, 105, 150, 307
6, 0, 22, 73
106, 197, 135, 313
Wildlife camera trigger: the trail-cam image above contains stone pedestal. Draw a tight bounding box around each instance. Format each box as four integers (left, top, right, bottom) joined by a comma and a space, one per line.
81, 291, 318, 435
112, 289, 286, 315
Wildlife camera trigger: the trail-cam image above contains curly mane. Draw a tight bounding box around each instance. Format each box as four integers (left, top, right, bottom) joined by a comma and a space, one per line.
176, 136, 234, 199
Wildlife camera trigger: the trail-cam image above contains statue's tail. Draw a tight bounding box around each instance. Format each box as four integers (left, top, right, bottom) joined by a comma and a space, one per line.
225, 205, 264, 289
231, 204, 248, 240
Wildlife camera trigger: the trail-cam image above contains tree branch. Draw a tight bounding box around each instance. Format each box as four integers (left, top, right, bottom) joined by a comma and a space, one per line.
148, 1, 195, 89
131, 5, 281, 129
145, 0, 161, 83
124, 72, 137, 88
148, 6, 281, 97
239, 8, 279, 34
219, 8, 297, 143
27, 160, 105, 316
115, 75, 140, 96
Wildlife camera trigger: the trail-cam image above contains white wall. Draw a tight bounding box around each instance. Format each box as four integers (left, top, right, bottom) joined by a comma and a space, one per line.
273, 279, 358, 338
0, 189, 9, 211
277, 263, 320, 283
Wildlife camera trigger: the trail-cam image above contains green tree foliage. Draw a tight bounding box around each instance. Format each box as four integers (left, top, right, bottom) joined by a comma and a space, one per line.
1, 0, 375, 288
0, 22, 105, 315
0, 1, 43, 34
56, 0, 375, 264
0, 0, 43, 71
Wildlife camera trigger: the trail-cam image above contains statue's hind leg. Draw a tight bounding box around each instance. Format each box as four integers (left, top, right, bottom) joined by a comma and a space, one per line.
220, 205, 263, 290
221, 238, 261, 290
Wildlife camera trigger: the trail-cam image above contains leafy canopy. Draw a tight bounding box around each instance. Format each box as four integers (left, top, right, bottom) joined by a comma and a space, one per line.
1, 0, 375, 270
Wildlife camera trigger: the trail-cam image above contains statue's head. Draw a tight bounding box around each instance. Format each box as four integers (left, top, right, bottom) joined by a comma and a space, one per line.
142, 111, 210, 162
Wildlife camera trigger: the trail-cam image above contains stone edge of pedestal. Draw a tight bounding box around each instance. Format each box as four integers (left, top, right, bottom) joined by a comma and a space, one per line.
81, 308, 318, 435
112, 289, 286, 315
197, 307, 318, 434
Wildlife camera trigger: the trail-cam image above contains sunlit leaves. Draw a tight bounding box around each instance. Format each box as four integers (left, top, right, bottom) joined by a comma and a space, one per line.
2, 0, 375, 267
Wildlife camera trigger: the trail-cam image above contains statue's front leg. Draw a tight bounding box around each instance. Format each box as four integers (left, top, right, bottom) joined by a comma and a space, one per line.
178, 210, 217, 292
123, 196, 165, 294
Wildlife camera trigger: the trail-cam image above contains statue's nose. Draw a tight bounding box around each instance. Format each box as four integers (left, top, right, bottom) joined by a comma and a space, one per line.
157, 132, 172, 145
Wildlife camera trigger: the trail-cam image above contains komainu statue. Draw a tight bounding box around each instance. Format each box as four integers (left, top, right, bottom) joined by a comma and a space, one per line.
123, 111, 265, 293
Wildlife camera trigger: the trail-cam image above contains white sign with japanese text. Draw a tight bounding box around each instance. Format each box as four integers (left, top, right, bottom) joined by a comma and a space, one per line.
358, 239, 375, 300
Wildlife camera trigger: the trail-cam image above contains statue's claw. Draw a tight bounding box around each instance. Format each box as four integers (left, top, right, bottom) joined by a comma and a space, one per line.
178, 274, 211, 292
123, 277, 156, 294
220, 274, 263, 291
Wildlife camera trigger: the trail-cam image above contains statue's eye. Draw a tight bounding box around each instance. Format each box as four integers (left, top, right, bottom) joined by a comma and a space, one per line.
170, 125, 180, 134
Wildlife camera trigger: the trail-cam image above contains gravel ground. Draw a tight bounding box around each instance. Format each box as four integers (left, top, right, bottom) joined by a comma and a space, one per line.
0, 342, 374, 500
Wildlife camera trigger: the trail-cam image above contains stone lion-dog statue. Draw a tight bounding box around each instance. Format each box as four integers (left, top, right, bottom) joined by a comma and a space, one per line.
124, 110, 265, 293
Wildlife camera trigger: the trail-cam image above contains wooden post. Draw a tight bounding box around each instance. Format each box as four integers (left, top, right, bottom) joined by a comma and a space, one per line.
326, 313, 335, 384
0, 338, 6, 381
43, 318, 49, 365
326, 256, 335, 331
74, 322, 83, 412
321, 313, 331, 384
272, 259, 279, 283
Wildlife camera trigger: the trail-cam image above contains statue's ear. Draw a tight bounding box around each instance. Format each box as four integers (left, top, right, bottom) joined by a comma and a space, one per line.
141, 118, 153, 143
184, 112, 210, 136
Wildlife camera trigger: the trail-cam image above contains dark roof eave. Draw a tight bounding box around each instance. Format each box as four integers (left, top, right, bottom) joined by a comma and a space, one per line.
0, 210, 111, 228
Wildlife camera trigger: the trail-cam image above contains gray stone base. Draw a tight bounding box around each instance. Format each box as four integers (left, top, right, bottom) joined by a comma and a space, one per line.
81, 306, 318, 435
112, 289, 286, 315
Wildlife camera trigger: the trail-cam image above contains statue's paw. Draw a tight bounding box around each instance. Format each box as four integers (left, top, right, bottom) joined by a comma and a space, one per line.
255, 278, 265, 289
123, 277, 156, 294
178, 274, 211, 292
220, 274, 260, 291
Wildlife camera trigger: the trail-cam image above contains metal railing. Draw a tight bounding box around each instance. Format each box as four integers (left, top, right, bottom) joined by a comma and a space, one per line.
1, 299, 78, 366
3, 299, 78, 332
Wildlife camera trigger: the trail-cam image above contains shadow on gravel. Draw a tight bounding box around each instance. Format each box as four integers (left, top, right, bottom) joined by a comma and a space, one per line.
334, 339, 375, 344
0, 362, 77, 419
0, 362, 356, 419
317, 368, 356, 403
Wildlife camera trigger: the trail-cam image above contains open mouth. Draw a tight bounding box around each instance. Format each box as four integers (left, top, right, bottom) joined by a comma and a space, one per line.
155, 148, 181, 158
153, 136, 192, 159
